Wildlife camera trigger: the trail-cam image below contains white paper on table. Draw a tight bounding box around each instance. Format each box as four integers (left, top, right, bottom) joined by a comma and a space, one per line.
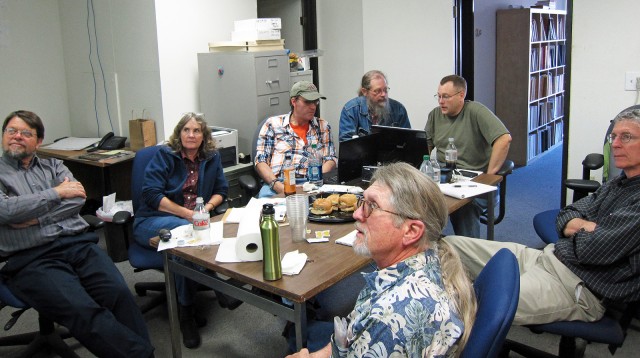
281, 250, 308, 275
224, 207, 245, 223
438, 182, 497, 199
157, 221, 224, 251
44, 137, 101, 150
335, 230, 357, 247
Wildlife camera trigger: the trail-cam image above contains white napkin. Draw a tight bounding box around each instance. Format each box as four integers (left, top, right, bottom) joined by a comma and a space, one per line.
281, 250, 308, 275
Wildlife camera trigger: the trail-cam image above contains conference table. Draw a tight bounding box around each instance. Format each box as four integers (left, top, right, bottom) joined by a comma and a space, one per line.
152, 173, 501, 357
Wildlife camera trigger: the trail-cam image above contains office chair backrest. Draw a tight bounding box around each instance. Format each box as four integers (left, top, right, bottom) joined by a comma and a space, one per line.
251, 117, 270, 167
131, 145, 163, 213
461, 248, 520, 358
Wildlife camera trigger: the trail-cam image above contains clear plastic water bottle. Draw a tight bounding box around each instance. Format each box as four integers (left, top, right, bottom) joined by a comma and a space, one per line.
307, 143, 323, 186
430, 157, 441, 183
419, 155, 435, 180
192, 197, 210, 240
445, 138, 458, 170
260, 203, 282, 281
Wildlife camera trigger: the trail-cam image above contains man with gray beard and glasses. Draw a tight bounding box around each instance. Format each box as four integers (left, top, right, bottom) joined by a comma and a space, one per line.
339, 70, 411, 142
0, 110, 154, 357
287, 162, 476, 358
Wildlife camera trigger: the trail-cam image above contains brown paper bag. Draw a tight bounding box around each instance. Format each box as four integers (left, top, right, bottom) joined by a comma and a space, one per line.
129, 113, 156, 151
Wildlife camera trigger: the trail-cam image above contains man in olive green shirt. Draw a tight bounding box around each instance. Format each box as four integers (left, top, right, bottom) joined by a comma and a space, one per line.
425, 75, 511, 237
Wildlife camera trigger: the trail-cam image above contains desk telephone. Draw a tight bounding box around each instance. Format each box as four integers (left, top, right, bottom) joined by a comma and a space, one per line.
87, 132, 126, 152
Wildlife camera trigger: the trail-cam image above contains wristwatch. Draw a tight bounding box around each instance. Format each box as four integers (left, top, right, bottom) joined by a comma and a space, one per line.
269, 178, 278, 190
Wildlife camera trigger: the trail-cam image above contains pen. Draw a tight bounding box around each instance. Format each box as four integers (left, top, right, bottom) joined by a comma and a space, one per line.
454, 184, 477, 187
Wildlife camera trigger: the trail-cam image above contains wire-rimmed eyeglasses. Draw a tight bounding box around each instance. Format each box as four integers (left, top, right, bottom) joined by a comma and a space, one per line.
369, 87, 390, 96
4, 128, 36, 139
608, 132, 638, 144
434, 91, 462, 101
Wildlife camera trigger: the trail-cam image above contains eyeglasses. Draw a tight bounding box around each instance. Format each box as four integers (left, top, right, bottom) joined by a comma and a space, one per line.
356, 197, 404, 219
434, 91, 462, 101
4, 128, 36, 139
608, 132, 638, 144
369, 87, 390, 96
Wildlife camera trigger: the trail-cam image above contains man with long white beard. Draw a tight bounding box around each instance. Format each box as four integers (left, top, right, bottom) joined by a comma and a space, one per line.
339, 70, 411, 142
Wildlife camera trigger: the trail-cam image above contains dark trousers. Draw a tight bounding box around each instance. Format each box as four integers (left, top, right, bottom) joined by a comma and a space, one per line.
1, 233, 154, 358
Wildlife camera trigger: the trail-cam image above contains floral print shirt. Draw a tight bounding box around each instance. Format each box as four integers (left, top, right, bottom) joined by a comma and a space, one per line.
335, 249, 464, 357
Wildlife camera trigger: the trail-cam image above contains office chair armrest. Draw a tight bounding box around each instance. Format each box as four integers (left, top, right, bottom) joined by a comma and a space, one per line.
112, 211, 133, 225
214, 201, 229, 215
238, 174, 258, 192
82, 214, 105, 231
496, 159, 514, 177
565, 179, 601, 193
582, 153, 605, 170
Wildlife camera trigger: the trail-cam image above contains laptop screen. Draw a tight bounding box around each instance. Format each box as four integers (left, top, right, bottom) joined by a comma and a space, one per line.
370, 125, 429, 168
338, 134, 379, 183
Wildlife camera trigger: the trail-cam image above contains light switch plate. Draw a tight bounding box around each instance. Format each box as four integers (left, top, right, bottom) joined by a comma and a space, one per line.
625, 71, 640, 91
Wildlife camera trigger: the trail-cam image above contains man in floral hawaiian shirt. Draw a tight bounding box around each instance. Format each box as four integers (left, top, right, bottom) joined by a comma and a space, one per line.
287, 162, 476, 358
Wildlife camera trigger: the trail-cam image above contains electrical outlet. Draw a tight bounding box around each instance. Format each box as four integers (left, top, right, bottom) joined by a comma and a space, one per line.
625, 71, 640, 91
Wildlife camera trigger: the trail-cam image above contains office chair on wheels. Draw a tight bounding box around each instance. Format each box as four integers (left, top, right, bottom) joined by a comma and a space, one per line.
461, 248, 520, 358
0, 267, 78, 358
108, 145, 230, 313
0, 218, 103, 357
238, 117, 269, 200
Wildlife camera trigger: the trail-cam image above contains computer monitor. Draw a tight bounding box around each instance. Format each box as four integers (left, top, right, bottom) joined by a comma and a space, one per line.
338, 134, 378, 183
370, 125, 429, 168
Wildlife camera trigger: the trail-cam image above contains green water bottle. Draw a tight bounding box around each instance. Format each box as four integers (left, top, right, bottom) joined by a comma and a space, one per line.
260, 204, 282, 281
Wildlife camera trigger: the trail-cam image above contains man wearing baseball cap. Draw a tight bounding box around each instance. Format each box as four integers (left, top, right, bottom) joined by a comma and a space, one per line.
255, 81, 337, 197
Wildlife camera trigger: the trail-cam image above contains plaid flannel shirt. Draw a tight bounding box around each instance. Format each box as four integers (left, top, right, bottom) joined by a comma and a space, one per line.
255, 112, 337, 178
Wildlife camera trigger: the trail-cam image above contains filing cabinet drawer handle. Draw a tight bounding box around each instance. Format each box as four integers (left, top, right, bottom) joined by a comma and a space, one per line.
265, 79, 280, 85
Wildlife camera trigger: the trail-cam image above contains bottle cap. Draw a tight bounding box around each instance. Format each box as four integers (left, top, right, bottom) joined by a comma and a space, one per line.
423, 155, 430, 160
262, 203, 275, 215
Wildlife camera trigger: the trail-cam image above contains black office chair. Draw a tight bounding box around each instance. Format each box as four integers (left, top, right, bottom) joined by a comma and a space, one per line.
480, 159, 514, 226
0, 218, 103, 357
238, 117, 269, 200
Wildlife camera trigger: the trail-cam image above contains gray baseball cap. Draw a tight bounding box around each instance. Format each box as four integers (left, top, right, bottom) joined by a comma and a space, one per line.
290, 81, 326, 101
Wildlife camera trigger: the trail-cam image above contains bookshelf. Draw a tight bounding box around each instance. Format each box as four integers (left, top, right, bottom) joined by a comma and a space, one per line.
496, 8, 566, 166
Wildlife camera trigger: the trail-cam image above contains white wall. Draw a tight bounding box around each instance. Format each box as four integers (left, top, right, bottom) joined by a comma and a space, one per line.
568, 0, 640, 184
155, 0, 256, 138
317, 0, 454, 152
0, 0, 71, 144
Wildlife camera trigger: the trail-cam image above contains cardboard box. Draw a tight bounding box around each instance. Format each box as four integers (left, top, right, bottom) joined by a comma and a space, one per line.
129, 119, 156, 151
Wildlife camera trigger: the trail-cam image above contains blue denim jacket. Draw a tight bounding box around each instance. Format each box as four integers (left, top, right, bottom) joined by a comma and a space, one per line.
339, 96, 411, 141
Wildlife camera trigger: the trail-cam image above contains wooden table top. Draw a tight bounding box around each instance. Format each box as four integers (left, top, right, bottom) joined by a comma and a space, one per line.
150, 173, 502, 303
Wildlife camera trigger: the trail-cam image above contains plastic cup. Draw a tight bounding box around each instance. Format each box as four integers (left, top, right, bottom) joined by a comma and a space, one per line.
286, 194, 309, 242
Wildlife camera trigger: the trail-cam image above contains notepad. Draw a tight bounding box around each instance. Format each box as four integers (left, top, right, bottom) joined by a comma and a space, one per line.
438, 182, 497, 199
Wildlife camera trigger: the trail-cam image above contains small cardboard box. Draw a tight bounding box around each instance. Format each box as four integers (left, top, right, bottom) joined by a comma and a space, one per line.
129, 118, 156, 151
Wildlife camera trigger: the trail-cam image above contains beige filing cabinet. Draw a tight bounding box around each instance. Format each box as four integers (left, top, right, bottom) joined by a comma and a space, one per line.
198, 50, 291, 156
